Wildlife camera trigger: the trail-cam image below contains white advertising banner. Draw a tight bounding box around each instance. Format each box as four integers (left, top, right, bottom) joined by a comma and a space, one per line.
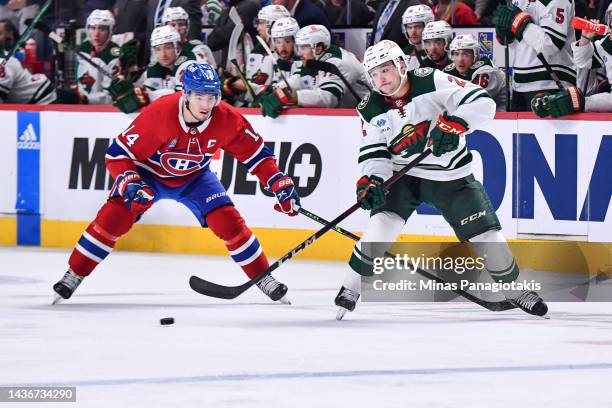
1, 107, 610, 243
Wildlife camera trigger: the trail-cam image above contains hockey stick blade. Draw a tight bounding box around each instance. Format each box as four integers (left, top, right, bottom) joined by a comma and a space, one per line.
189, 149, 433, 299
297, 207, 516, 312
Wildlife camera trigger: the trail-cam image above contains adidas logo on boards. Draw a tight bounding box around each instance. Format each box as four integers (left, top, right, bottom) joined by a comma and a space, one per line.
17, 123, 40, 150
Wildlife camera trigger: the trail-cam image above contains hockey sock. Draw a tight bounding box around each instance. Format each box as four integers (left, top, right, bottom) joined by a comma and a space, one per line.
68, 198, 136, 276
349, 211, 405, 276
469, 229, 519, 283
206, 205, 269, 278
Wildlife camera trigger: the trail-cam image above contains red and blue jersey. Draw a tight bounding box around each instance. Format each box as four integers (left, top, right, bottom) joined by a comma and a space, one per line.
106, 92, 280, 188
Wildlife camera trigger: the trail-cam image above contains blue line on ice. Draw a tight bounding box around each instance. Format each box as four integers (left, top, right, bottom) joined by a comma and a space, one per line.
8, 363, 612, 388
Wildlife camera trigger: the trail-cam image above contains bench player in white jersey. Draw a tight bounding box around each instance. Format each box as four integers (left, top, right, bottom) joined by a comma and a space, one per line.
334, 40, 548, 320
246, 5, 291, 83
259, 24, 369, 117
75, 9, 121, 105
161, 6, 216, 67
444, 34, 507, 111
134, 25, 197, 102
401, 4, 434, 70
421, 20, 452, 70
531, 4, 612, 116
494, 0, 576, 110
223, 16, 300, 101
0, 50, 56, 104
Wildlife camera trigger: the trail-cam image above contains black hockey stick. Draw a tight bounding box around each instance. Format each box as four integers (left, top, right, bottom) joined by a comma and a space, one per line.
230, 58, 257, 99
189, 149, 433, 299
0, 0, 52, 68
305, 59, 363, 101
537, 53, 564, 90
298, 207, 516, 312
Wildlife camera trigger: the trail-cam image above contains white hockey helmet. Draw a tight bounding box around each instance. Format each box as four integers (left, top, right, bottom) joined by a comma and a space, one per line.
161, 6, 189, 27
150, 25, 181, 50
449, 33, 480, 61
270, 17, 300, 39
86, 9, 115, 31
295, 25, 331, 57
363, 40, 410, 96
606, 2, 612, 28
422, 20, 452, 47
402, 5, 434, 26
257, 5, 291, 29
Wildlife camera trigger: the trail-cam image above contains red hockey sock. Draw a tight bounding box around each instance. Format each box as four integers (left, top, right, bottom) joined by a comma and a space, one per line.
69, 198, 136, 276
206, 205, 269, 278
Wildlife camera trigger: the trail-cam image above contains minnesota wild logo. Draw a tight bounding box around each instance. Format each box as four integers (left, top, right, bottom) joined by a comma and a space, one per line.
78, 73, 95, 92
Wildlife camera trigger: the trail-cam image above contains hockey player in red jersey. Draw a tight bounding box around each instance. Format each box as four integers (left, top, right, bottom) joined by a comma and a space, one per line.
52, 63, 300, 304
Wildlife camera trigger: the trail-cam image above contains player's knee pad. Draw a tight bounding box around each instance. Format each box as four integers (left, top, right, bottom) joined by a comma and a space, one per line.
469, 229, 519, 283
349, 211, 405, 277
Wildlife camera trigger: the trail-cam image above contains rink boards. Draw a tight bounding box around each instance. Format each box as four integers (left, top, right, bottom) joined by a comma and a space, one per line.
0, 105, 610, 261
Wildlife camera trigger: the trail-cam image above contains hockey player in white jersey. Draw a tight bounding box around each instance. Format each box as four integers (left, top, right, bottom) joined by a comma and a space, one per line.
334, 40, 548, 320
223, 16, 300, 101
421, 20, 452, 70
247, 5, 291, 83
494, 0, 576, 110
161, 6, 215, 67
133, 25, 197, 102
531, 4, 612, 116
401, 4, 434, 70
259, 24, 369, 117
0, 50, 56, 104
75, 9, 121, 105
444, 34, 507, 111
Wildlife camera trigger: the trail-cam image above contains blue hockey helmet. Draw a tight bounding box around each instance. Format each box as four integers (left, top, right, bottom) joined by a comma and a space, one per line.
181, 63, 220, 96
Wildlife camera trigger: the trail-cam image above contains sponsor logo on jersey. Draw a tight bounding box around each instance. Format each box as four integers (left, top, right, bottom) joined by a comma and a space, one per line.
160, 152, 208, 176
17, 123, 40, 150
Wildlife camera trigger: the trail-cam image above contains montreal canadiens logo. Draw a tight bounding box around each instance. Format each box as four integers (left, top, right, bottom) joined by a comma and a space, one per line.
160, 152, 207, 176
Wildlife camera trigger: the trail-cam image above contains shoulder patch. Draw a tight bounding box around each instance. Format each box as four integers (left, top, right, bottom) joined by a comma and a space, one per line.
357, 94, 370, 110
110, 47, 120, 57
175, 56, 188, 66
443, 63, 456, 72
189, 39, 203, 45
414, 67, 434, 77
471, 60, 484, 69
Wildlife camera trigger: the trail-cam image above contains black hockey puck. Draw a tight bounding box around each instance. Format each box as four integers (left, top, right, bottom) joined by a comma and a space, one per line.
160, 317, 174, 325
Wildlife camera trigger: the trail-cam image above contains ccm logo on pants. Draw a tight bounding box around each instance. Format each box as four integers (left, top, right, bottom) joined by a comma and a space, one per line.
461, 210, 487, 225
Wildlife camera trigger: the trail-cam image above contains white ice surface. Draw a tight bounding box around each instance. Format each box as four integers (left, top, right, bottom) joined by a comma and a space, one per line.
1, 247, 612, 408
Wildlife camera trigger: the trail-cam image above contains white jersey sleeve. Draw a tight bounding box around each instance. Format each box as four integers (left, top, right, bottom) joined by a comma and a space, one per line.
572, 41, 595, 69
585, 93, 612, 112
520, 0, 573, 56
357, 107, 394, 181
0, 56, 56, 104
432, 69, 496, 129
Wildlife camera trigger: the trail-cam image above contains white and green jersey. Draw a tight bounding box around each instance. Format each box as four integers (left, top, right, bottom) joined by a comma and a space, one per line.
76, 40, 120, 104
136, 50, 197, 101
572, 35, 612, 112
510, 0, 576, 92
252, 52, 302, 95
357, 67, 495, 182
443, 56, 507, 111
0, 51, 56, 104
286, 44, 370, 108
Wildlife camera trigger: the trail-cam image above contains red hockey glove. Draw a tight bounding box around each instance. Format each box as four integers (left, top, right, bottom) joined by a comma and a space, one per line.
267, 172, 300, 216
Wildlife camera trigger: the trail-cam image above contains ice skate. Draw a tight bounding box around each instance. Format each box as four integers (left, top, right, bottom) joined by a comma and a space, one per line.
52, 269, 84, 304
256, 275, 291, 304
507, 290, 549, 318
334, 286, 360, 320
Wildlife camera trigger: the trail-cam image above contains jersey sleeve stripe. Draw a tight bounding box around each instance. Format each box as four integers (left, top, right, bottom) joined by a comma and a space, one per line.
542, 25, 567, 41
0, 83, 11, 92
242, 144, 275, 171
593, 47, 604, 69
359, 143, 388, 153
542, 28, 566, 49
458, 88, 488, 106
358, 150, 391, 163
113, 138, 137, 160
319, 84, 344, 100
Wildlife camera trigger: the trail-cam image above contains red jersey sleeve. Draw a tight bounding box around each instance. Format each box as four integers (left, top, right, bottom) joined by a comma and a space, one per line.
105, 105, 167, 179
222, 112, 280, 186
